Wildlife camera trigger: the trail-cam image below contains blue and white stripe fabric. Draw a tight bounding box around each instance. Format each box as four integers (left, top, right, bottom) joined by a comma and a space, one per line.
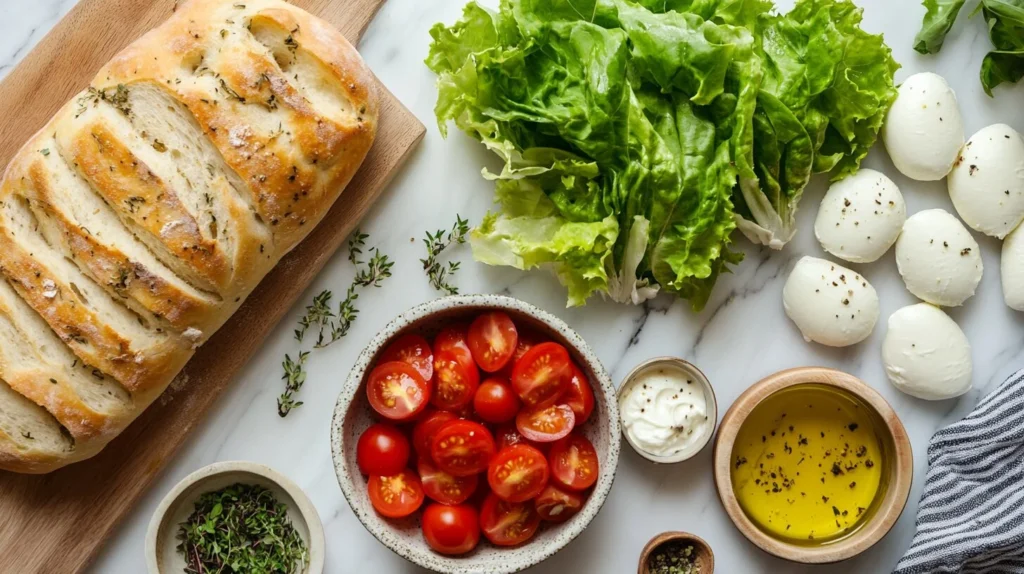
895, 369, 1024, 574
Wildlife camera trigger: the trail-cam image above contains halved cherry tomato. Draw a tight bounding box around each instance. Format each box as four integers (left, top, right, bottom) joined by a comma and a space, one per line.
498, 328, 541, 379
367, 362, 431, 421
516, 404, 575, 443
367, 469, 424, 518
495, 425, 528, 450
356, 423, 410, 476
418, 459, 479, 505
548, 433, 599, 491
467, 312, 518, 373
479, 493, 541, 546
422, 503, 480, 555
473, 378, 521, 424
434, 325, 473, 363
534, 484, 584, 522
487, 444, 549, 503
495, 424, 549, 453
412, 409, 457, 460
380, 334, 433, 381
511, 342, 571, 408
561, 364, 595, 424
432, 350, 480, 411
430, 420, 496, 477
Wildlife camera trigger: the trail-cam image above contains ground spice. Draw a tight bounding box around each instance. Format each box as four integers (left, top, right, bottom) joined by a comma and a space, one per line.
647, 541, 699, 574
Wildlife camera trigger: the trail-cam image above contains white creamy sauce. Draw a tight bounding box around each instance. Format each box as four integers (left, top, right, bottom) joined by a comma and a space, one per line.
621, 367, 708, 457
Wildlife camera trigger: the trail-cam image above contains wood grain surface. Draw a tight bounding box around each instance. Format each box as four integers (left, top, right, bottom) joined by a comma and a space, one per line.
711, 367, 913, 564
0, 1, 424, 572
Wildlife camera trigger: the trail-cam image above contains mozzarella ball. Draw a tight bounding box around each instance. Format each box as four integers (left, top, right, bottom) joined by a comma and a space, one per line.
814, 169, 906, 263
882, 72, 965, 181
1002, 223, 1024, 311
948, 124, 1024, 239
895, 209, 983, 306
783, 256, 879, 347
882, 303, 972, 400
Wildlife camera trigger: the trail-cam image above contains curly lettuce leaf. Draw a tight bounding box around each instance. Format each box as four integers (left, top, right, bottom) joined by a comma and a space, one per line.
428, 0, 896, 307
734, 0, 898, 247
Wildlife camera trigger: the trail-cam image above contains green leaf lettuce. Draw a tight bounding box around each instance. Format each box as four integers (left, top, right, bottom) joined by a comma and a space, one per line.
428, 0, 897, 308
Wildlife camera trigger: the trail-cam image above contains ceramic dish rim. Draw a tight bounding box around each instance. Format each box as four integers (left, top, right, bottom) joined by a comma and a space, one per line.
712, 366, 913, 564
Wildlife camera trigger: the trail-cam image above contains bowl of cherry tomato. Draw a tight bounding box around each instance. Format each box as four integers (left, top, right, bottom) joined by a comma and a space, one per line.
330, 294, 620, 573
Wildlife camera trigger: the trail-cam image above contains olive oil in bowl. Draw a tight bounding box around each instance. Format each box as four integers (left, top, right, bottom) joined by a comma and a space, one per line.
730, 384, 891, 544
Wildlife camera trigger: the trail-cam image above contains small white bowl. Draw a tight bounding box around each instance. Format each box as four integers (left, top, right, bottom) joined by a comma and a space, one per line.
146, 461, 325, 574
618, 358, 718, 464
330, 294, 620, 574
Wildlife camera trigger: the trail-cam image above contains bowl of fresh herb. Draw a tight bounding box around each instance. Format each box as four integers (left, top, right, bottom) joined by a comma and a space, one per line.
146, 461, 324, 574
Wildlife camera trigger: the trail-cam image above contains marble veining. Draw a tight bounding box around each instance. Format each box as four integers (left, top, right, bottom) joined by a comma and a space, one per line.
0, 0, 1022, 572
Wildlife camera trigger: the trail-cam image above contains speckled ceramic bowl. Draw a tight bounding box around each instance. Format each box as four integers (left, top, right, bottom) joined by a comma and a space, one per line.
331, 295, 620, 574
146, 461, 324, 574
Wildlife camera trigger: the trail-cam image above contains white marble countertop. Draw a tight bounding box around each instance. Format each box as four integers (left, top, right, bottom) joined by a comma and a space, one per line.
3, 0, 1023, 572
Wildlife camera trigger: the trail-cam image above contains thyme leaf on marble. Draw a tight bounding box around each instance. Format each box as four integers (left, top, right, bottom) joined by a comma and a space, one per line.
282, 231, 393, 414
313, 249, 392, 348
294, 291, 332, 342
354, 248, 394, 288
347, 230, 369, 265
277, 351, 309, 417
176, 483, 308, 574
422, 215, 469, 295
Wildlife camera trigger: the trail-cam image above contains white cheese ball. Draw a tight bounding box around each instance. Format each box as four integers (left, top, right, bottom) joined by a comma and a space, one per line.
882, 72, 965, 181
882, 303, 972, 400
895, 209, 983, 306
1002, 223, 1024, 311
783, 256, 879, 347
814, 169, 907, 263
948, 124, 1024, 239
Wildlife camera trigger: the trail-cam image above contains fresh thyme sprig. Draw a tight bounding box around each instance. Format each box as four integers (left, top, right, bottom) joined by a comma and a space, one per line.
355, 248, 394, 288
422, 215, 469, 295
313, 283, 358, 349
294, 290, 332, 342
277, 351, 309, 417
280, 230, 392, 415
348, 230, 369, 265
305, 249, 392, 349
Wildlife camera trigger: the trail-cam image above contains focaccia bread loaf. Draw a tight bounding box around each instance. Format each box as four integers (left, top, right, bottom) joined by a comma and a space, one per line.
0, 0, 378, 473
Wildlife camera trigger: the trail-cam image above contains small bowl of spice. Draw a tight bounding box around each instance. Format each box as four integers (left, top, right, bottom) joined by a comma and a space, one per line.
713, 367, 913, 563
146, 461, 324, 574
638, 531, 713, 574
618, 358, 717, 464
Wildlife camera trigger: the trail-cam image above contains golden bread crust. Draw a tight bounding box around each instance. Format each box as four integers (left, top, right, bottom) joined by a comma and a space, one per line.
0, 0, 378, 473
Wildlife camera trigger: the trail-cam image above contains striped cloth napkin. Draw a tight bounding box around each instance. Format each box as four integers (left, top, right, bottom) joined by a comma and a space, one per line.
894, 369, 1024, 574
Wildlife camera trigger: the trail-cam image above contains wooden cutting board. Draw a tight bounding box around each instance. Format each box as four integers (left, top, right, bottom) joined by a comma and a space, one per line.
0, 1, 424, 572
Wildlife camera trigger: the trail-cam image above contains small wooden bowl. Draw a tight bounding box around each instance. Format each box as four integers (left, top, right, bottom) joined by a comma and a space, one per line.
713, 367, 912, 564
638, 532, 714, 574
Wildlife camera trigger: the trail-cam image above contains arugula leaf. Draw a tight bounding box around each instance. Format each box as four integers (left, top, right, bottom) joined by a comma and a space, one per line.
914, 0, 968, 54
915, 0, 1024, 94
980, 0, 1024, 94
